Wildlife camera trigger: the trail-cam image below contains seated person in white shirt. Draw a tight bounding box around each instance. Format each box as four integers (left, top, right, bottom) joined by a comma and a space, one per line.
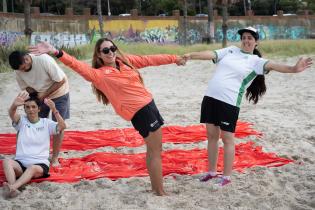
2, 91, 66, 198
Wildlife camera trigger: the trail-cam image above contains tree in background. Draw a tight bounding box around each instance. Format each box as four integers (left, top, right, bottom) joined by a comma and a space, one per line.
0, 0, 314, 15
182, 0, 188, 45
24, 0, 32, 44
2, 0, 7, 12
97, 0, 104, 37
207, 0, 215, 43
221, 0, 228, 47
301, 0, 315, 14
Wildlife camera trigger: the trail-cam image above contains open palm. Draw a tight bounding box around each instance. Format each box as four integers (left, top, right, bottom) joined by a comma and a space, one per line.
295, 57, 313, 73
13, 91, 29, 106
28, 42, 56, 55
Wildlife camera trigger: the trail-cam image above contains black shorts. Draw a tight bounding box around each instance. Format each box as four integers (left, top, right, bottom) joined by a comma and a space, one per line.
131, 100, 164, 138
15, 160, 50, 178
200, 96, 240, 133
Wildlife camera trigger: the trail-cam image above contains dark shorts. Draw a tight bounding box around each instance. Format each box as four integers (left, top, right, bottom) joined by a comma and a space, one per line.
131, 100, 164, 138
200, 96, 240, 133
39, 93, 70, 121
15, 160, 50, 178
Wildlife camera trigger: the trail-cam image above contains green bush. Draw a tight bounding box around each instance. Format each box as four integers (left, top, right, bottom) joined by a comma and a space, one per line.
61, 44, 93, 60
0, 38, 28, 73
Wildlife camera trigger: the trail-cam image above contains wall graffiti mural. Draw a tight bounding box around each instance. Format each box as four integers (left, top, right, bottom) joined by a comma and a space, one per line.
0, 18, 310, 47
89, 19, 179, 44
140, 27, 178, 43
90, 26, 178, 44
0, 31, 23, 46
214, 25, 308, 42
30, 33, 90, 48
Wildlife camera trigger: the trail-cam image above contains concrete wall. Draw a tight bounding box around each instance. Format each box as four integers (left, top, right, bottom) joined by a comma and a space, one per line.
0, 11, 314, 46
180, 16, 314, 44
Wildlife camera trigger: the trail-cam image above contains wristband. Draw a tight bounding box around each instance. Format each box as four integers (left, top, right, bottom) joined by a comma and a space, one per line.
53, 111, 59, 115
54, 50, 63, 58
54, 50, 59, 56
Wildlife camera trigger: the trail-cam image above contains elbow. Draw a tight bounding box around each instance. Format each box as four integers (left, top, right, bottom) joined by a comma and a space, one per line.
59, 122, 67, 132
62, 122, 67, 131
59, 78, 66, 85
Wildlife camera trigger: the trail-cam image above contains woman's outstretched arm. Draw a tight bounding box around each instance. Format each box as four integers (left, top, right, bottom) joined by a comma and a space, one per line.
29, 42, 100, 83
183, 51, 216, 61
265, 57, 312, 73
125, 54, 186, 69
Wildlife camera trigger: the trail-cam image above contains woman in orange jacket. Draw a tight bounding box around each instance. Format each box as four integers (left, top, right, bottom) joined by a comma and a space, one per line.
29, 38, 186, 196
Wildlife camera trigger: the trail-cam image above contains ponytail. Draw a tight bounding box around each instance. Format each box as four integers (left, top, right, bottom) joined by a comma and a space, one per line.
245, 48, 267, 104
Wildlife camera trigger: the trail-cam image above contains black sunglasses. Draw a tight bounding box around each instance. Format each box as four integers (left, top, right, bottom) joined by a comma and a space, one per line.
101, 46, 117, 54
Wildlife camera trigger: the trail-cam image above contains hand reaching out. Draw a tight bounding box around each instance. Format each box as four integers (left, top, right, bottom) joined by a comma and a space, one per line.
13, 91, 29, 107
183, 54, 191, 61
293, 57, 313, 73
28, 42, 58, 56
175, 56, 187, 66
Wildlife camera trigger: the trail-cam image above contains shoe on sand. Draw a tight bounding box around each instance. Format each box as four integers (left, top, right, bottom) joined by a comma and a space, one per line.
215, 176, 231, 187
199, 172, 218, 182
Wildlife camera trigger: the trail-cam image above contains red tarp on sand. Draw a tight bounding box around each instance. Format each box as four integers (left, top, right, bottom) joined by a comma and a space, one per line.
0, 121, 261, 154
0, 142, 292, 184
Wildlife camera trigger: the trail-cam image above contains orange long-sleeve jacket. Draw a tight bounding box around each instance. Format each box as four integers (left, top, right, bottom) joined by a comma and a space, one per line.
59, 52, 178, 120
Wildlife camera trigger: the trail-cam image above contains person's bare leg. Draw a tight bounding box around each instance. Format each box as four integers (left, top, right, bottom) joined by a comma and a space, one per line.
144, 128, 166, 196
206, 124, 221, 172
51, 132, 64, 166
2, 159, 24, 198
2, 158, 23, 185
221, 131, 235, 176
8, 165, 44, 198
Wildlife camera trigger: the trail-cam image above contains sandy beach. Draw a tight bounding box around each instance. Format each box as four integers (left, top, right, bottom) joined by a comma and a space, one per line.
0, 54, 314, 210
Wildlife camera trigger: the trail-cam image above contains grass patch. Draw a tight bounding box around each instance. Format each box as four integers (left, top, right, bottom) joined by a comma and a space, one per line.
0, 39, 29, 73
257, 40, 315, 57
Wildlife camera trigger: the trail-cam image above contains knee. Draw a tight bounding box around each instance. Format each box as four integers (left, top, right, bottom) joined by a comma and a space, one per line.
149, 143, 162, 155
27, 165, 44, 177
146, 143, 162, 158
2, 158, 12, 168
222, 136, 235, 145
207, 131, 219, 142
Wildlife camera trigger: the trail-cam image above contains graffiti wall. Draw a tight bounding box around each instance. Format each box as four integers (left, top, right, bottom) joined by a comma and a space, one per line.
89, 19, 178, 43
213, 25, 308, 42
182, 18, 311, 44
0, 13, 314, 46
30, 33, 90, 48
0, 31, 24, 46
0, 31, 90, 47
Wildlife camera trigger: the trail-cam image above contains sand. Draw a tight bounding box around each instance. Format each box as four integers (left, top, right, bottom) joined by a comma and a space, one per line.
0, 54, 314, 210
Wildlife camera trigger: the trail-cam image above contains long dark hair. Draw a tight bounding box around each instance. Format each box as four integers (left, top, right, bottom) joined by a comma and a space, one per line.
245, 48, 267, 104
91, 38, 144, 105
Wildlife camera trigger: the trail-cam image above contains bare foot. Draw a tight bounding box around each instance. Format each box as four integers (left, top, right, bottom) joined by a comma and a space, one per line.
3, 182, 21, 198
50, 158, 60, 167
2, 182, 10, 198
8, 188, 20, 198
155, 190, 167, 196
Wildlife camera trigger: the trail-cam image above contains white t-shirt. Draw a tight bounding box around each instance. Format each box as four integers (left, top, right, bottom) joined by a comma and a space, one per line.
15, 54, 69, 99
13, 115, 58, 167
206, 46, 269, 107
